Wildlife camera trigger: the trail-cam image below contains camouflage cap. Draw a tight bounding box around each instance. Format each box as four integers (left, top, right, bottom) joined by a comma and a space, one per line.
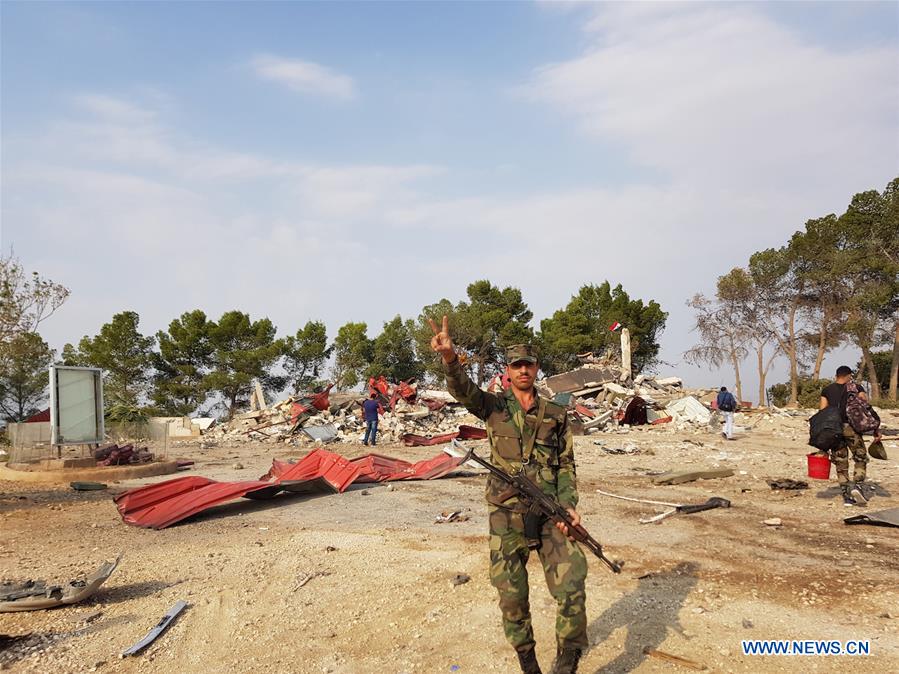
505, 344, 538, 364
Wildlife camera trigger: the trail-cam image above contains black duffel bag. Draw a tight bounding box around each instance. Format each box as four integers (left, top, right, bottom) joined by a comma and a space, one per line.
808, 406, 844, 451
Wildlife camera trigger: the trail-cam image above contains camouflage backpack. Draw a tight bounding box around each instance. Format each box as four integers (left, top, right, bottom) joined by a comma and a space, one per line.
845, 380, 880, 434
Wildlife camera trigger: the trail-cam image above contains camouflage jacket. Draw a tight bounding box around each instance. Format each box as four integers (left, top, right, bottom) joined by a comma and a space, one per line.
443, 357, 578, 511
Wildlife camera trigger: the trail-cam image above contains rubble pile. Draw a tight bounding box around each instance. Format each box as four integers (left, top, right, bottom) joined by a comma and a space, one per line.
539, 365, 723, 435
203, 390, 484, 445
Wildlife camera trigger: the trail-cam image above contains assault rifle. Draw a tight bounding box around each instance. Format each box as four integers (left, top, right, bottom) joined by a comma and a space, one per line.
454, 441, 622, 574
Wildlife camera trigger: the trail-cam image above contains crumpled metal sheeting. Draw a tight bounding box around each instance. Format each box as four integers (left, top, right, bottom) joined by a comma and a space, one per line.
115, 448, 468, 529
115, 477, 277, 529
350, 452, 466, 482
117, 449, 359, 529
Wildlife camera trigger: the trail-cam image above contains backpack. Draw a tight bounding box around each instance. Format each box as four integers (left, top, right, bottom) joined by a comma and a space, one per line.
845, 380, 880, 434
808, 406, 844, 451
718, 392, 736, 412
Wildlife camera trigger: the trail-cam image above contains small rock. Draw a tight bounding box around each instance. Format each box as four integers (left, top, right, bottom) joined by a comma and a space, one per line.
360, 490, 370, 496
232, 463, 244, 470
451, 573, 470, 586
742, 619, 754, 629
763, 518, 782, 527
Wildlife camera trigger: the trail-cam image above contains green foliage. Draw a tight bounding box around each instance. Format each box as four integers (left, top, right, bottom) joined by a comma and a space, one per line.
283, 321, 331, 394
203, 311, 286, 419
331, 322, 373, 389
0, 332, 55, 421
413, 282, 534, 386
767, 377, 832, 409
367, 315, 424, 383
413, 298, 458, 384
152, 310, 214, 416
64, 311, 155, 408
105, 403, 150, 424
539, 282, 667, 376
857, 350, 893, 391
460, 281, 533, 384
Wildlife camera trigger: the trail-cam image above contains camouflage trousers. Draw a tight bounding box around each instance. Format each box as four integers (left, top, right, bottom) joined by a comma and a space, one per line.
830, 424, 868, 484
488, 507, 588, 652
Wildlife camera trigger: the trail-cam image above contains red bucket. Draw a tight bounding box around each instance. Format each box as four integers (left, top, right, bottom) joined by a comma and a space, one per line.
806, 453, 831, 480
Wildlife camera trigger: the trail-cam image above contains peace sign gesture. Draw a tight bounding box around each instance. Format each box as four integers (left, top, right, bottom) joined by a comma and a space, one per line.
428, 314, 456, 363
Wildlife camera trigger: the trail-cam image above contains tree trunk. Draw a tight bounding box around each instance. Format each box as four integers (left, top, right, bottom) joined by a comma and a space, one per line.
729, 348, 743, 402
757, 348, 766, 408
787, 305, 799, 405
890, 320, 899, 401
812, 315, 827, 380
862, 344, 882, 399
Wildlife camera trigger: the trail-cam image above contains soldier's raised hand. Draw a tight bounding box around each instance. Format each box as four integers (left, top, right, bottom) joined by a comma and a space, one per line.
428, 315, 456, 363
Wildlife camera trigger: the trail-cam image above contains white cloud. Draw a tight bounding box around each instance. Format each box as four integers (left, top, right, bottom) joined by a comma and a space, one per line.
523, 3, 898, 195
249, 54, 356, 100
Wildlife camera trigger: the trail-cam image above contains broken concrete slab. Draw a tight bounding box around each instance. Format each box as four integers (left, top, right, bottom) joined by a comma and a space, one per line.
543, 365, 619, 396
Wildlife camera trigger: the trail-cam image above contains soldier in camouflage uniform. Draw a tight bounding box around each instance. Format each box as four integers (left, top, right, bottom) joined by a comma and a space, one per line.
429, 315, 587, 674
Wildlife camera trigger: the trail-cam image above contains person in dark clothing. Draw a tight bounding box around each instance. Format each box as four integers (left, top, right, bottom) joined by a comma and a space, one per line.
716, 387, 737, 440
362, 393, 380, 446
819, 366, 878, 506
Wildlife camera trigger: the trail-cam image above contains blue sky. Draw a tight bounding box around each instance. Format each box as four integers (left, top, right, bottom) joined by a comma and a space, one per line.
2, 1, 898, 401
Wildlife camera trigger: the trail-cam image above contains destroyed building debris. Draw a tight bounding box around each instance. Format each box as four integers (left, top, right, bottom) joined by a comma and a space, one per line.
200, 384, 487, 445
537, 364, 723, 435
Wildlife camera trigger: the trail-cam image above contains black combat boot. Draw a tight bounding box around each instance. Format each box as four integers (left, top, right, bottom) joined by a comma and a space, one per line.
840, 483, 855, 506
516, 647, 542, 674
550, 647, 582, 674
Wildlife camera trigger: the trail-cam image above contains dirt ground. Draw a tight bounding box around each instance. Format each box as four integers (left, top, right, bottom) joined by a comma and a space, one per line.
2, 409, 898, 674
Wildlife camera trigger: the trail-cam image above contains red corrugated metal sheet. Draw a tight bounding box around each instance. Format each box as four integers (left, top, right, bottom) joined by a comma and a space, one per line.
349, 452, 467, 481
115, 477, 274, 529
350, 453, 412, 482
115, 449, 359, 529
396, 453, 466, 480
115, 447, 471, 529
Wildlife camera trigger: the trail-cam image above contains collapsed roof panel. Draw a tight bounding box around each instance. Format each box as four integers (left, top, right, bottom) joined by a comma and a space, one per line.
114, 447, 471, 529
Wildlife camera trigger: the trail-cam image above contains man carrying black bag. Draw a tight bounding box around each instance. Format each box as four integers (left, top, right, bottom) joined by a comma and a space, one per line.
818, 366, 882, 506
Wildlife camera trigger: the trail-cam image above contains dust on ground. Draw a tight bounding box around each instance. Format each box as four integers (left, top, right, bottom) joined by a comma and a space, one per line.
2, 410, 898, 673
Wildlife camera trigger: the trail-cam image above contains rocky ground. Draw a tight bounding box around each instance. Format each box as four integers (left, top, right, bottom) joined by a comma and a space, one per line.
1, 408, 898, 673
